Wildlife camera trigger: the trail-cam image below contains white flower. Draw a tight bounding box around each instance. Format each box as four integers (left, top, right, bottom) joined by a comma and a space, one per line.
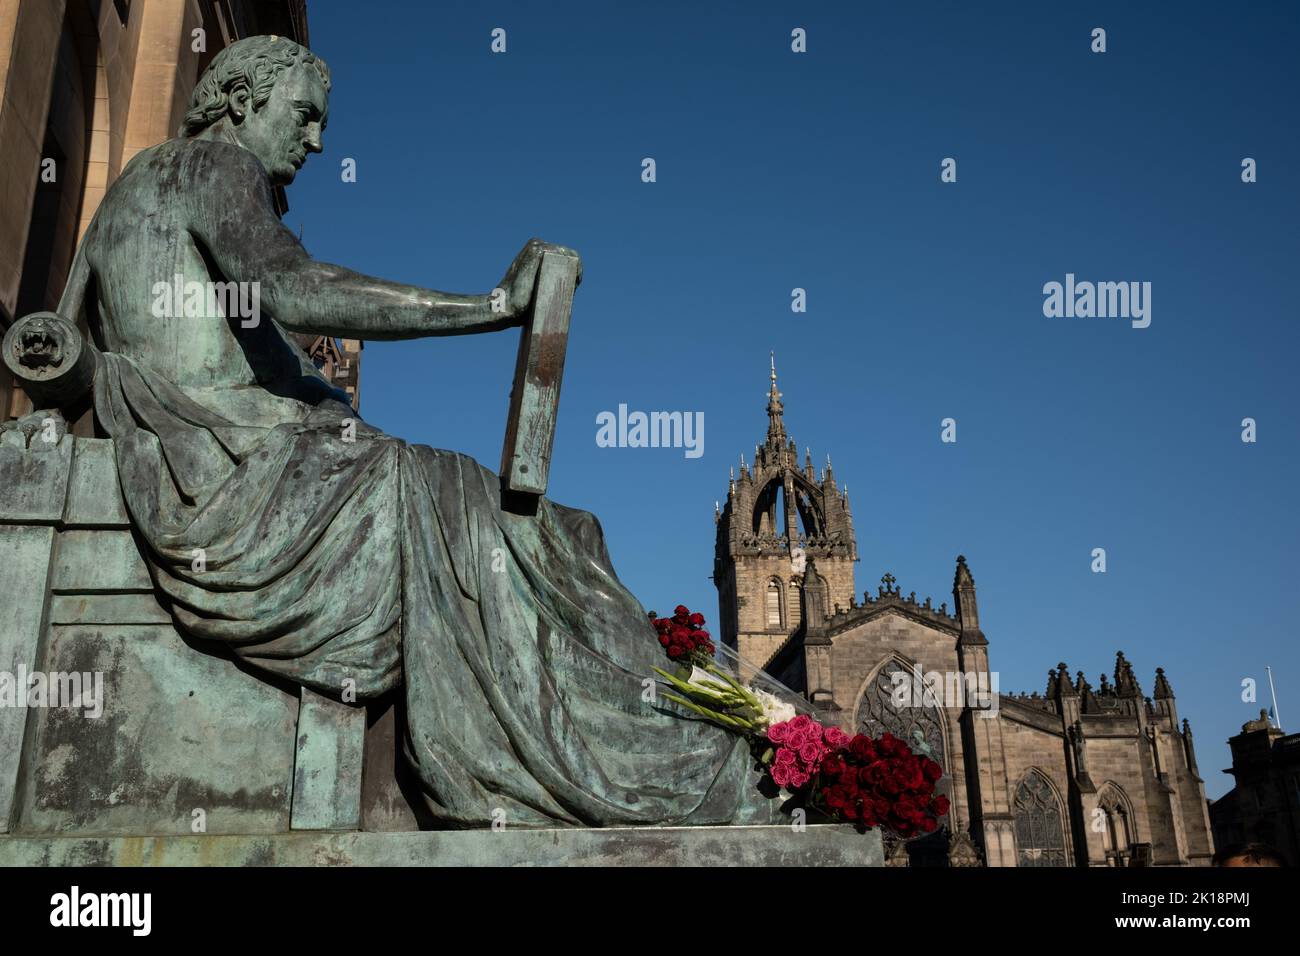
684, 666, 733, 703
686, 665, 716, 689
752, 688, 796, 727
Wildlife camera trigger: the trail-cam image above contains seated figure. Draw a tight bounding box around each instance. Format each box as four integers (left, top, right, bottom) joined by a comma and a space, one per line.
32, 35, 772, 828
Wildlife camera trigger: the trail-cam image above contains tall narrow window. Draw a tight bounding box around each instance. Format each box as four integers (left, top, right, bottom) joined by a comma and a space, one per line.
788, 579, 802, 627
766, 579, 782, 627
1099, 786, 1134, 865
1013, 772, 1068, 867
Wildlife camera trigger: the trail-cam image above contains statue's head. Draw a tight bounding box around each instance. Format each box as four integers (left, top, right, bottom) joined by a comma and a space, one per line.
181, 35, 330, 185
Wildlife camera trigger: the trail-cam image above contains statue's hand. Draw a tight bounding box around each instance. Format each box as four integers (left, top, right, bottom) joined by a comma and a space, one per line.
497, 238, 582, 320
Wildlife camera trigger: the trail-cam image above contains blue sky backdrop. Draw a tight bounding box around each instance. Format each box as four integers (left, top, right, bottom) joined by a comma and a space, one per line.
285, 0, 1300, 797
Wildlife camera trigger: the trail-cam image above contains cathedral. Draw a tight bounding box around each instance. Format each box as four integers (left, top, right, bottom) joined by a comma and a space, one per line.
713, 359, 1216, 866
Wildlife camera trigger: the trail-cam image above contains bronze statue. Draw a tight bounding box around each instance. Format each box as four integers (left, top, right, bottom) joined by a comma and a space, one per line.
13, 36, 773, 828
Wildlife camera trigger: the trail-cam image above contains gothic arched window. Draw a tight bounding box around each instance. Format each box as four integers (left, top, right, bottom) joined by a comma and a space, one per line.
788, 578, 802, 627
1013, 772, 1068, 867
856, 659, 946, 770
766, 578, 782, 627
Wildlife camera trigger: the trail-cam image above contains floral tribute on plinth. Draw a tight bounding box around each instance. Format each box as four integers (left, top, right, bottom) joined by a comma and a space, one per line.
648, 604, 949, 837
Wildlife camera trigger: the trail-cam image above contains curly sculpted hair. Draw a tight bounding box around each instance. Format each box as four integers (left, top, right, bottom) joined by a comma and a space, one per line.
180, 35, 330, 137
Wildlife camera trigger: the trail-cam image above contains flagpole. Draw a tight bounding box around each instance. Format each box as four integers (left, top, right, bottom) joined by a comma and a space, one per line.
1266, 665, 1282, 730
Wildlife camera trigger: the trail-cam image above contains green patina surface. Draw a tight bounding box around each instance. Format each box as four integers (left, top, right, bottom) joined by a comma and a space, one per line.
0, 826, 883, 868
0, 35, 804, 841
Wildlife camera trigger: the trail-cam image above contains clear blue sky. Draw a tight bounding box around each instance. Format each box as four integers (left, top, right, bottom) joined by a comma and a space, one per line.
284, 0, 1299, 798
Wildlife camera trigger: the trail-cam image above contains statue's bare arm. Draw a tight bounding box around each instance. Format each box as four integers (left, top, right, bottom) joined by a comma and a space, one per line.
184, 142, 563, 340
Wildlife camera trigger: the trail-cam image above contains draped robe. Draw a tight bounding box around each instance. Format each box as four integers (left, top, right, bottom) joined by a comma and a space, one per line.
62, 135, 776, 827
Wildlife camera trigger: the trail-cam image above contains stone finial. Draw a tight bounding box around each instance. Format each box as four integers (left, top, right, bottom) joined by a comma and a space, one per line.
1114, 651, 1142, 697
953, 554, 974, 590
1153, 667, 1174, 700
1077, 671, 1099, 713
1056, 663, 1077, 697
952, 554, 985, 645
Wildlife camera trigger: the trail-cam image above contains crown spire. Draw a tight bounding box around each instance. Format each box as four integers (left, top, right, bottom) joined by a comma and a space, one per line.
766, 351, 786, 444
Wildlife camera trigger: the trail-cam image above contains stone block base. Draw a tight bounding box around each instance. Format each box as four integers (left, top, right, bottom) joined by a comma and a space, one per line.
0, 824, 882, 867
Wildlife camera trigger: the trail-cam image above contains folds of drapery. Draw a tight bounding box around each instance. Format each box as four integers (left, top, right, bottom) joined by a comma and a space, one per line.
93, 351, 776, 827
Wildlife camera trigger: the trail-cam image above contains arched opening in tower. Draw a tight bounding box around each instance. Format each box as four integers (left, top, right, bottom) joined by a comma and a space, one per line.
750, 478, 825, 540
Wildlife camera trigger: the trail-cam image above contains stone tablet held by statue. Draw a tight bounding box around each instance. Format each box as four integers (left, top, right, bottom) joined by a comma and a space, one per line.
500, 248, 579, 498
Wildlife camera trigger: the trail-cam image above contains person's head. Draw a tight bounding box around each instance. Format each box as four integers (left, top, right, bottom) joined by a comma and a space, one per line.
1212, 842, 1286, 867
181, 35, 330, 185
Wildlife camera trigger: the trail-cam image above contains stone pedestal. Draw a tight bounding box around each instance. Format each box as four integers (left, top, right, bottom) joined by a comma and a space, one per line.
0, 435, 362, 837
0, 825, 883, 867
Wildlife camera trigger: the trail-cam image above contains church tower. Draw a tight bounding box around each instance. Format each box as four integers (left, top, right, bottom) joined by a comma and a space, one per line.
713, 356, 857, 671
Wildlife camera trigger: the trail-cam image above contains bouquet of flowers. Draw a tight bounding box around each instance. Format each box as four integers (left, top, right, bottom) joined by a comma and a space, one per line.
648, 605, 796, 732
648, 604, 949, 837
649, 606, 715, 665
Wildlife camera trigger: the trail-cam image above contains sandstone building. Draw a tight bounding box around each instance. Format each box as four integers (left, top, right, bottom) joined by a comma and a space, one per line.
0, 0, 359, 423
713, 359, 1216, 866
1209, 711, 1300, 865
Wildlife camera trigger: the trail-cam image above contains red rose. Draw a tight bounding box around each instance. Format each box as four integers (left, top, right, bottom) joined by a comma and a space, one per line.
689, 612, 705, 626
896, 759, 924, 791
849, 736, 876, 761
878, 734, 907, 758
932, 795, 950, 816
899, 795, 924, 821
